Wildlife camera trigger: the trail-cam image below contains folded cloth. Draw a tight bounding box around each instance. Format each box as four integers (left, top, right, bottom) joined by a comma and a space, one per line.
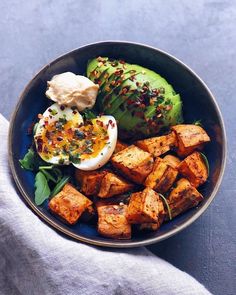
0, 114, 211, 295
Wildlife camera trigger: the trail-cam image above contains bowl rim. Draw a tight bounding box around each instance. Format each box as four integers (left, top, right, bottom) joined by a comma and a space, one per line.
8, 40, 227, 248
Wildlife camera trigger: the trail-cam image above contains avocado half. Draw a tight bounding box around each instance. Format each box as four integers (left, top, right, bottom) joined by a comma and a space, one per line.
87, 57, 183, 139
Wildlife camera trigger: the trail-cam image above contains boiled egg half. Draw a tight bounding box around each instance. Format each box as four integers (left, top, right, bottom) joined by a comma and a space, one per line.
34, 103, 117, 170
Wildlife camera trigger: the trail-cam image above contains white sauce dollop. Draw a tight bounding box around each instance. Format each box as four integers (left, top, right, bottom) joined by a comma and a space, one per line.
46, 72, 99, 111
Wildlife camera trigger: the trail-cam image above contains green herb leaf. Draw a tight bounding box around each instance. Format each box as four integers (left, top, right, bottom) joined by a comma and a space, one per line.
52, 168, 63, 182
19, 149, 52, 171
51, 176, 70, 197
38, 165, 54, 170
83, 109, 97, 120
69, 152, 81, 164
200, 152, 210, 176
39, 166, 63, 183
51, 109, 58, 116
34, 171, 51, 205
193, 119, 202, 127
159, 193, 172, 220
39, 169, 57, 183
19, 149, 35, 171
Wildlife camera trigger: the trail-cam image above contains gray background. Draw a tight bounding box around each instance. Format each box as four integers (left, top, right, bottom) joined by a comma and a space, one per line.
1, 1, 235, 294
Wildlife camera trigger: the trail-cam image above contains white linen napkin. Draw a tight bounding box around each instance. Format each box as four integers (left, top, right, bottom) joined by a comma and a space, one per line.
0, 114, 211, 295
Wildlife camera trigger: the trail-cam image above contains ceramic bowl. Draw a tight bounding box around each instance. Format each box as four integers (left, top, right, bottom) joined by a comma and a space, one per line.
8, 41, 226, 247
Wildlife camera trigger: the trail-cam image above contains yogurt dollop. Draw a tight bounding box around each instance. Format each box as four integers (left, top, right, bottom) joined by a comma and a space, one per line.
46, 72, 99, 111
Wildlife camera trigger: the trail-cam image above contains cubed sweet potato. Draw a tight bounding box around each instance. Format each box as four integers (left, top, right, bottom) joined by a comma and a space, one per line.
75, 169, 107, 196
178, 151, 208, 187
49, 183, 92, 225
126, 187, 164, 224
97, 203, 131, 239
163, 154, 181, 169
111, 145, 154, 184
144, 157, 178, 193
167, 178, 203, 219
136, 132, 176, 157
98, 172, 134, 198
171, 124, 210, 157
114, 140, 129, 154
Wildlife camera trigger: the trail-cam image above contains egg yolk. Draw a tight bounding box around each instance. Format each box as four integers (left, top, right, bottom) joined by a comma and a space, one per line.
35, 117, 109, 164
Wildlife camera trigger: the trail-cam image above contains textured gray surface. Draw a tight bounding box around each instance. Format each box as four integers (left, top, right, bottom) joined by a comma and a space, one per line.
0, 1, 235, 294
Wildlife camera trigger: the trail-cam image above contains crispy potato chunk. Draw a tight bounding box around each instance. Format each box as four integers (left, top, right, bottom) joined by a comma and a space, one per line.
145, 157, 178, 193
136, 132, 176, 157
114, 140, 128, 154
126, 187, 164, 224
111, 145, 154, 184
98, 172, 134, 198
75, 169, 107, 196
167, 178, 203, 219
49, 183, 92, 225
97, 203, 131, 239
163, 155, 181, 169
171, 124, 210, 157
178, 152, 208, 187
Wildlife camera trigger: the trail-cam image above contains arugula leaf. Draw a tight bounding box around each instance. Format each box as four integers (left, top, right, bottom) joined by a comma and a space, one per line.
38, 165, 54, 170
200, 152, 210, 175
52, 168, 63, 181
39, 169, 57, 183
51, 176, 70, 197
159, 193, 172, 220
19, 149, 35, 171
19, 149, 50, 171
34, 171, 51, 205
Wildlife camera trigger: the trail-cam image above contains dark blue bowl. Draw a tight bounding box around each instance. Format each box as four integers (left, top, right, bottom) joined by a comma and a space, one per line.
8, 41, 226, 247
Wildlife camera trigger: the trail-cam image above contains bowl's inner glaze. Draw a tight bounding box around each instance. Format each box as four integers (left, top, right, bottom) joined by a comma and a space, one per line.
9, 42, 225, 246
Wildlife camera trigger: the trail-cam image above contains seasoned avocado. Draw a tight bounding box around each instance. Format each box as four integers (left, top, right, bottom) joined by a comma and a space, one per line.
87, 57, 183, 138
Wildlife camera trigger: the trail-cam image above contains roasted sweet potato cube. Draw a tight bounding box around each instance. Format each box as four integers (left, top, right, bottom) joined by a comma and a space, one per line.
163, 155, 181, 169
145, 157, 178, 193
49, 183, 92, 225
111, 145, 154, 184
98, 172, 134, 198
167, 178, 203, 219
114, 140, 128, 154
75, 169, 107, 195
126, 188, 164, 224
178, 152, 208, 187
171, 124, 210, 157
97, 203, 131, 239
136, 132, 176, 157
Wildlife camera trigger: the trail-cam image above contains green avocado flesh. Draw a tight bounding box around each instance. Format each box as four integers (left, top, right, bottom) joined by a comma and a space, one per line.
87, 57, 183, 139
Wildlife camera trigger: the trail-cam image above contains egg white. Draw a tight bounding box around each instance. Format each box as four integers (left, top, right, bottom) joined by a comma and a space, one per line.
34, 103, 84, 164
73, 115, 117, 171
35, 104, 117, 170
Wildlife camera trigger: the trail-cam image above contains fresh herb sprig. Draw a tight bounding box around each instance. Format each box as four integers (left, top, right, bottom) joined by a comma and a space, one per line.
200, 152, 210, 175
193, 119, 203, 127
51, 176, 70, 197
159, 193, 172, 220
